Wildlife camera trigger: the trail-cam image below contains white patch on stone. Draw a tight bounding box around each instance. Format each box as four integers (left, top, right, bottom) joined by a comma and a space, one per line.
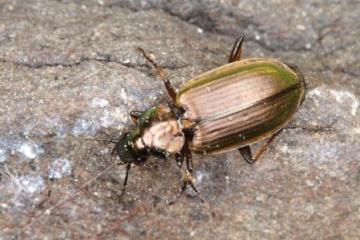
17, 142, 44, 159
354, 127, 360, 134
90, 98, 109, 108
13, 175, 45, 195
196, 170, 209, 184
4, 170, 46, 207
309, 87, 359, 116
99, 110, 115, 128
48, 158, 73, 180
279, 144, 288, 154
120, 88, 128, 101
329, 89, 358, 116
72, 119, 91, 136
0, 148, 7, 162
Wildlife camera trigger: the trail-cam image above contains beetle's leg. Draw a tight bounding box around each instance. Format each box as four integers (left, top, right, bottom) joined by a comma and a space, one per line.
238, 129, 283, 164
181, 128, 194, 172
168, 169, 204, 205
137, 48, 177, 102
120, 163, 132, 195
238, 145, 255, 164
175, 132, 193, 172
168, 182, 187, 205
130, 110, 143, 123
228, 36, 244, 63
185, 144, 194, 173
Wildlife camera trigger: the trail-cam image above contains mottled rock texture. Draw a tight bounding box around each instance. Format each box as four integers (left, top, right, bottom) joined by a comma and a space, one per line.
0, 0, 359, 239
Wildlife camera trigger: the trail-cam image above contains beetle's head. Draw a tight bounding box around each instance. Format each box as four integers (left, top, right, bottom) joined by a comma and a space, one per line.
113, 105, 185, 164
113, 131, 149, 165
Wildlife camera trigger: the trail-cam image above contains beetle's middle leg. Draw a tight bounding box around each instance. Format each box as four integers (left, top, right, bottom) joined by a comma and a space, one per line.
137, 48, 177, 102
238, 129, 283, 164
228, 36, 244, 63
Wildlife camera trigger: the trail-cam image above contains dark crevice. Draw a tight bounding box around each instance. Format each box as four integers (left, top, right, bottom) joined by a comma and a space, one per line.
110, 5, 315, 53
52, 1, 317, 53
0, 57, 189, 71
312, 62, 360, 78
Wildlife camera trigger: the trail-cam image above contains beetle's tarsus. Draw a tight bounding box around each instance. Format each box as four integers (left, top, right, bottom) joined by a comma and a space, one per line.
189, 182, 204, 204
168, 169, 203, 205
168, 184, 187, 205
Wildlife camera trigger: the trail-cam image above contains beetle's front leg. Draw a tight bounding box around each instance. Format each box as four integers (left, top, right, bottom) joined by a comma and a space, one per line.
168, 169, 204, 205
137, 48, 177, 102
120, 163, 132, 196
238, 129, 283, 164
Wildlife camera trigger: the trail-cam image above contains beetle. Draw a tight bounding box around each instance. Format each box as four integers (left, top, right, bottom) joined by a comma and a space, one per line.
113, 36, 305, 201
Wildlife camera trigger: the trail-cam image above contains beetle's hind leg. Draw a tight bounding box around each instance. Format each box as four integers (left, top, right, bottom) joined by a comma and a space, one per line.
228, 36, 244, 63
137, 48, 177, 102
238, 129, 283, 164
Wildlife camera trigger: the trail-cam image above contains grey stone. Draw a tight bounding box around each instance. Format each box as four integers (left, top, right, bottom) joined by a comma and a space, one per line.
0, 0, 359, 239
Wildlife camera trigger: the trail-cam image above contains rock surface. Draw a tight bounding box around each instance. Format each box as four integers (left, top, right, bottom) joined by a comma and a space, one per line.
0, 0, 359, 239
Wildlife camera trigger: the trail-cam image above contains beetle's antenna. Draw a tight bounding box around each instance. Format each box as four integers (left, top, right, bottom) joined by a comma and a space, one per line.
83, 137, 119, 143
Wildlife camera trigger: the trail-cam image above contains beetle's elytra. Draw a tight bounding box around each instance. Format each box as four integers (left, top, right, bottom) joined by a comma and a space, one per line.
113, 37, 305, 201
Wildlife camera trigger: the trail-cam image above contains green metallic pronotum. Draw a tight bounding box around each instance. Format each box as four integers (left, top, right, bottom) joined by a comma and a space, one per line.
177, 58, 305, 154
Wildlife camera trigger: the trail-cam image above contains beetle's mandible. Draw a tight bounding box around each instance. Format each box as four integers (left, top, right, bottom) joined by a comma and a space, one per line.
112, 36, 306, 202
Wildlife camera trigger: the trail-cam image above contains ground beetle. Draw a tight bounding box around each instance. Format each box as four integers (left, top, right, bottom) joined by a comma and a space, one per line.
112, 36, 305, 202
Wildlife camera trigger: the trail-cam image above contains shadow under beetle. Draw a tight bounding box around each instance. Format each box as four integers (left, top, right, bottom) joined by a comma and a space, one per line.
112, 36, 305, 202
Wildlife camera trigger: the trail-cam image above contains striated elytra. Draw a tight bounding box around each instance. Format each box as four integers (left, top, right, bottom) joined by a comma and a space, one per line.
112, 37, 305, 202
178, 58, 305, 154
